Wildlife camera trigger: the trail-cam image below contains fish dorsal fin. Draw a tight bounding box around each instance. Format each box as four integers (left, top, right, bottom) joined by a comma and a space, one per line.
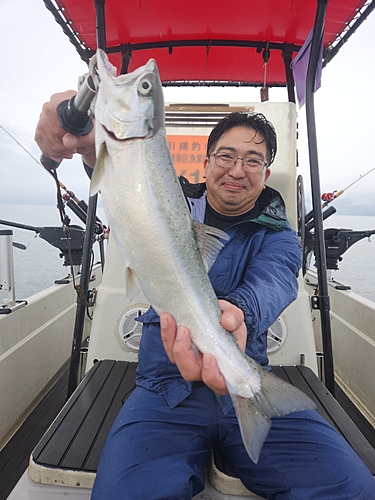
90, 142, 108, 196
193, 221, 230, 273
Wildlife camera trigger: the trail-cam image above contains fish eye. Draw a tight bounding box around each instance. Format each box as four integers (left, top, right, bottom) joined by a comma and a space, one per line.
138, 78, 153, 96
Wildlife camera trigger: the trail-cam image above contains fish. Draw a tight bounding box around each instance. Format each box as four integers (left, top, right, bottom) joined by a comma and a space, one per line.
91, 48, 316, 464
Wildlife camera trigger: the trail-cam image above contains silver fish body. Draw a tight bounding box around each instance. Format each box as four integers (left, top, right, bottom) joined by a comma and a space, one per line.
91, 49, 315, 463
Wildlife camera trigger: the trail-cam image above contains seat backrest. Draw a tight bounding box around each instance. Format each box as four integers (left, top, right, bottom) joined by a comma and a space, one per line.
86, 101, 318, 374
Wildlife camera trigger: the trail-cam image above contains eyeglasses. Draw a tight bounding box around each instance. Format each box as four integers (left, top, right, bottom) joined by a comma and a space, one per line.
210, 153, 268, 174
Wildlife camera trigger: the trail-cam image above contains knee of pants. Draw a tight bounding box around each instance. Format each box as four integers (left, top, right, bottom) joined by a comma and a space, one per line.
92, 452, 207, 500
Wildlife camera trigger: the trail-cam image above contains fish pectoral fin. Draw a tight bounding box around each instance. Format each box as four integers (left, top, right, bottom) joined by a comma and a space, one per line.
125, 266, 142, 301
190, 341, 201, 359
228, 366, 316, 464
192, 222, 230, 272
90, 142, 108, 196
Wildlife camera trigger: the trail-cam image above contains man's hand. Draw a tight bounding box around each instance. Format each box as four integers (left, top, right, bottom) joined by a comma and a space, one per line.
35, 91, 97, 168
160, 300, 246, 395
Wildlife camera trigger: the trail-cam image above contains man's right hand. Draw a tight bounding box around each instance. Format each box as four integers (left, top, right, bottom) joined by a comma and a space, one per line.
160, 300, 246, 396
35, 91, 97, 169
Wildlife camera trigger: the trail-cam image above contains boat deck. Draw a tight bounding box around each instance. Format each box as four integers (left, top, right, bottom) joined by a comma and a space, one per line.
2, 359, 375, 497
29, 360, 375, 489
29, 360, 137, 488
0, 360, 71, 500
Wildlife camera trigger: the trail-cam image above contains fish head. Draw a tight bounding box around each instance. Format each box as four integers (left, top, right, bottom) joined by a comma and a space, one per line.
95, 49, 164, 143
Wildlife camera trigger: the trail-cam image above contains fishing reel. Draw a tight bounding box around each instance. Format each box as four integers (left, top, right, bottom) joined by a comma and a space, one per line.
0, 219, 87, 268
297, 176, 375, 274
323, 228, 375, 271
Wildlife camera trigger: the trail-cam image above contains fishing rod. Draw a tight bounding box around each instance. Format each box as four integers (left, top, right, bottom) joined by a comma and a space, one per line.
321, 166, 375, 207
0, 123, 105, 233
305, 166, 375, 224
0, 122, 107, 305
0, 124, 75, 196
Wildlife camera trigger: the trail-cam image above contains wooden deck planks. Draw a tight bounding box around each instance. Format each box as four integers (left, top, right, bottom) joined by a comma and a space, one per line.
8, 360, 375, 492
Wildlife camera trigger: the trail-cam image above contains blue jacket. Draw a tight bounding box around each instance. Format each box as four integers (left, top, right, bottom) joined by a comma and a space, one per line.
136, 184, 302, 410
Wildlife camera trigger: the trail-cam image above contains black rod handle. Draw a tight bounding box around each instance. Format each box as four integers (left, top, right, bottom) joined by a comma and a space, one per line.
40, 74, 97, 171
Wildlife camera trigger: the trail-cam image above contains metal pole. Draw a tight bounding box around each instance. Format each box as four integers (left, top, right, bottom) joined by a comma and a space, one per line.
95, 0, 107, 51
0, 230, 16, 306
305, 0, 336, 396
282, 46, 296, 104
66, 0, 106, 398
66, 196, 98, 397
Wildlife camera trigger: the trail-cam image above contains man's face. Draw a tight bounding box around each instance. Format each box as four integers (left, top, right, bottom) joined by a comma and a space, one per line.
204, 126, 271, 216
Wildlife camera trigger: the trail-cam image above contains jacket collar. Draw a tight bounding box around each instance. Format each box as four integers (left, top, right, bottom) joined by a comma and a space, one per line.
254, 186, 288, 231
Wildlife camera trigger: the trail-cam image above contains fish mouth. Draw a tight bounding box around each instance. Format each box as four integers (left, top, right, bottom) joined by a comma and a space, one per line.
102, 125, 146, 142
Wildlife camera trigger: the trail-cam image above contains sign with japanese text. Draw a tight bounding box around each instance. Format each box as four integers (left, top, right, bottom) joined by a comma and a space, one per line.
166, 135, 208, 184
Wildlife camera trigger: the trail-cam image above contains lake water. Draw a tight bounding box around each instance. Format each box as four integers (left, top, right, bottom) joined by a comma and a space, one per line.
0, 204, 374, 303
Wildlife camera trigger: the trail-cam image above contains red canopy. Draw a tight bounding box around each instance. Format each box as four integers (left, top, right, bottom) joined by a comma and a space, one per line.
51, 0, 371, 85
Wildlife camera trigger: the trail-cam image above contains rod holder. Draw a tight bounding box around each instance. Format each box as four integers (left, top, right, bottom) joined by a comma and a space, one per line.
79, 347, 89, 383
316, 352, 325, 383
0, 230, 16, 306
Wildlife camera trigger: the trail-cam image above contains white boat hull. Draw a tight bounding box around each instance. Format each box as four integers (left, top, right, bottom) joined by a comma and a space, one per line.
0, 266, 102, 448
306, 271, 375, 426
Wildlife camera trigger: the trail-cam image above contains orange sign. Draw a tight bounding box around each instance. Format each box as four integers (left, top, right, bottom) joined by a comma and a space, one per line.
166, 134, 208, 184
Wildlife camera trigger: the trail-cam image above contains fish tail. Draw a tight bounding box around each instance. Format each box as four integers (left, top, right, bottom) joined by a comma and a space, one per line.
228, 366, 316, 464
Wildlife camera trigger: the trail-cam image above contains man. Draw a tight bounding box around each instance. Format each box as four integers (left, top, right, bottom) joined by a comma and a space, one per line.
35, 100, 375, 499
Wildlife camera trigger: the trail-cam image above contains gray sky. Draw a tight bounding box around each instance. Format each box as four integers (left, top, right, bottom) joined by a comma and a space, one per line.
1, 0, 374, 215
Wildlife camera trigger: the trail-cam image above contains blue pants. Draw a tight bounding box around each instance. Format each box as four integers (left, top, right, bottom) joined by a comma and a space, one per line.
92, 386, 375, 499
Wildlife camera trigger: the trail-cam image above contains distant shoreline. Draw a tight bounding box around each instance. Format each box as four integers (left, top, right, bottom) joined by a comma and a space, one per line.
2, 199, 374, 217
